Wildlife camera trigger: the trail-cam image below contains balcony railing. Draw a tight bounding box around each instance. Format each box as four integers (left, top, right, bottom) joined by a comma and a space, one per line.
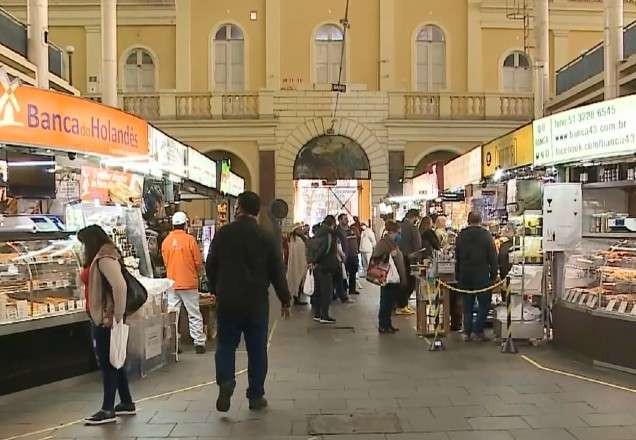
392, 92, 533, 121
122, 94, 160, 120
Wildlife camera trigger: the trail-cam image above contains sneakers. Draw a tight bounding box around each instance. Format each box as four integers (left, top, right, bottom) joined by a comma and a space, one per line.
319, 316, 336, 324
248, 397, 268, 411
395, 307, 415, 316
84, 410, 116, 425
378, 327, 396, 334
216, 383, 234, 412
195, 345, 206, 354
312, 315, 321, 322
114, 402, 136, 415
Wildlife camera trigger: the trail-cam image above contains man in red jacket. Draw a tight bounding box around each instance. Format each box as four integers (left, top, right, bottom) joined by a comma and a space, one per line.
162, 212, 206, 354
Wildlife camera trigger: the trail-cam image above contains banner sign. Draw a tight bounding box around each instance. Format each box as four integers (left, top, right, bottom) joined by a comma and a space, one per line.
80, 166, 143, 205
0, 72, 148, 157
219, 161, 245, 197
533, 94, 636, 166
149, 126, 187, 178
482, 124, 533, 177
187, 148, 217, 188
444, 146, 482, 190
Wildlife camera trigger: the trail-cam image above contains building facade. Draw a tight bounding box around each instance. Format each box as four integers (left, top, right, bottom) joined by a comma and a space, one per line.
3, 0, 635, 217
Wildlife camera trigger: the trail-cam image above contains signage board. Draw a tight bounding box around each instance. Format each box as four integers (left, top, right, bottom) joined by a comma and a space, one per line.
219, 161, 245, 197
533, 94, 636, 166
149, 126, 187, 178
187, 148, 217, 188
0, 71, 148, 157
543, 183, 582, 251
331, 83, 346, 93
443, 146, 482, 190
80, 166, 143, 205
482, 124, 533, 177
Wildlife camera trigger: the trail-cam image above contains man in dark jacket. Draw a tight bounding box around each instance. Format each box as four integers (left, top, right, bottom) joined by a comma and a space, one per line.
206, 191, 291, 413
308, 215, 341, 323
337, 213, 360, 296
455, 211, 498, 342
396, 209, 422, 315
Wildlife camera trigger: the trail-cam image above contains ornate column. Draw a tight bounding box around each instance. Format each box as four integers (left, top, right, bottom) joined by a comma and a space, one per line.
604, 0, 623, 100
101, 0, 117, 106
27, 0, 49, 89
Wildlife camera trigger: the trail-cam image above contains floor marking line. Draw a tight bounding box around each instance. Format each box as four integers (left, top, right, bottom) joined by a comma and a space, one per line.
1, 319, 282, 440
521, 355, 636, 394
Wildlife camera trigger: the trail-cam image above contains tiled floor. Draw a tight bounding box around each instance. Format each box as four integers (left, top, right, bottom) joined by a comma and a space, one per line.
2, 281, 636, 440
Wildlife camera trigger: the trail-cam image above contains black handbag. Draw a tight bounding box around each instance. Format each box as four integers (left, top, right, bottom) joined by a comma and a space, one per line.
100, 259, 148, 317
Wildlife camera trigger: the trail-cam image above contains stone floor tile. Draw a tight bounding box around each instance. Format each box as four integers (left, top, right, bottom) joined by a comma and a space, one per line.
293, 398, 347, 410
485, 403, 542, 416
168, 421, 233, 437
148, 410, 211, 423
468, 416, 530, 430
579, 413, 636, 427
567, 426, 636, 440
386, 434, 450, 440
430, 405, 490, 418
447, 431, 514, 440
522, 414, 587, 428
509, 428, 577, 440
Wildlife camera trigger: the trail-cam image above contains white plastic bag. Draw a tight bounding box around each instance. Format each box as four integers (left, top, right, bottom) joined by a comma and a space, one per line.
110, 319, 129, 369
303, 269, 315, 296
387, 255, 400, 284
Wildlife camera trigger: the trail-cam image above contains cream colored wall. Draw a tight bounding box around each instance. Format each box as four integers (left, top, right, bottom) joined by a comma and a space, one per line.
482, 28, 525, 92
117, 26, 176, 90
567, 30, 604, 64
189, 0, 266, 93
394, 0, 468, 92
48, 26, 87, 92
405, 142, 471, 171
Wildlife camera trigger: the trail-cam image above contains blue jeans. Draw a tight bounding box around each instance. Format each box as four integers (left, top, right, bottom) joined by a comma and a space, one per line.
463, 293, 492, 336
215, 312, 268, 399
379, 284, 399, 329
93, 325, 133, 411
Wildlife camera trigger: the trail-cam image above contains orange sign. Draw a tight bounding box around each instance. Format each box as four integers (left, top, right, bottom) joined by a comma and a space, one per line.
0, 76, 148, 157
80, 166, 143, 205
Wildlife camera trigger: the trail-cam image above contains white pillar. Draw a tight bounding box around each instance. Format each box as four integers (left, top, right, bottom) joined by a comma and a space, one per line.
101, 0, 117, 106
534, 0, 549, 118
27, 0, 49, 89
265, 0, 281, 90
604, 0, 623, 100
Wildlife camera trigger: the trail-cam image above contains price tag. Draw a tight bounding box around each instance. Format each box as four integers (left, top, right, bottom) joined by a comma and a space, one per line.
586, 295, 597, 308
618, 301, 628, 314
589, 296, 598, 308
578, 294, 588, 305
605, 299, 617, 312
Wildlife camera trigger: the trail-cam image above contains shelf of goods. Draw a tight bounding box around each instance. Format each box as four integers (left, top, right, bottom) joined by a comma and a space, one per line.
554, 238, 636, 372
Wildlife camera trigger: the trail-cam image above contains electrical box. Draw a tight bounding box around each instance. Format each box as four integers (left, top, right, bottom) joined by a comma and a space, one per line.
543, 183, 582, 252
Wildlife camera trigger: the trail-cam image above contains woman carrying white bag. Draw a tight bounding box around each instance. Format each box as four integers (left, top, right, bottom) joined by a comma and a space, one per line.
78, 225, 135, 426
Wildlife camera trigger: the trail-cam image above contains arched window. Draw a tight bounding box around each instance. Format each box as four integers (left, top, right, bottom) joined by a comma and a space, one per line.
315, 24, 345, 85
214, 23, 245, 92
502, 51, 532, 92
415, 25, 446, 91
123, 48, 156, 92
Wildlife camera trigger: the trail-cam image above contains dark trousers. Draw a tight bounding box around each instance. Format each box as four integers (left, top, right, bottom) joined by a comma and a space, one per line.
93, 324, 132, 411
379, 284, 399, 329
215, 312, 269, 399
345, 257, 359, 294
314, 268, 336, 318
397, 274, 415, 308
449, 290, 463, 331
463, 293, 492, 336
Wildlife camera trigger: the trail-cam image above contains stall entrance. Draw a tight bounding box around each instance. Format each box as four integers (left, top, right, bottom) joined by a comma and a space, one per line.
293, 135, 371, 227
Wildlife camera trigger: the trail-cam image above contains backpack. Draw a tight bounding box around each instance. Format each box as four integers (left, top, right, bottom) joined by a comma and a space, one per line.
306, 232, 332, 265
100, 260, 148, 317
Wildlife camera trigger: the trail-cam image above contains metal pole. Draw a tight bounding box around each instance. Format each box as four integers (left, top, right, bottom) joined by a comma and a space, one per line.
501, 277, 518, 353
429, 282, 446, 351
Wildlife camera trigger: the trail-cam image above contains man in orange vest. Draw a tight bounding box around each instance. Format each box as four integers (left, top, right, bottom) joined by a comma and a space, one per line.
162, 212, 206, 354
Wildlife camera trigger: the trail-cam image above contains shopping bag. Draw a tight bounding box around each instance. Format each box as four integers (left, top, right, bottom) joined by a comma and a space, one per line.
303, 269, 315, 296
387, 255, 400, 284
341, 262, 348, 281
366, 257, 390, 286
110, 319, 129, 369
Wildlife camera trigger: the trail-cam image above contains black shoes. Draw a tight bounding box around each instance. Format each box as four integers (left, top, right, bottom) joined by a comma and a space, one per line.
216, 383, 234, 412
195, 345, 207, 354
312, 315, 321, 322
319, 316, 336, 324
114, 402, 136, 415
84, 409, 116, 425
249, 397, 268, 411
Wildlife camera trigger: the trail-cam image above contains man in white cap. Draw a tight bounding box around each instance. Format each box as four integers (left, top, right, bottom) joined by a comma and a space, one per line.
162, 212, 207, 353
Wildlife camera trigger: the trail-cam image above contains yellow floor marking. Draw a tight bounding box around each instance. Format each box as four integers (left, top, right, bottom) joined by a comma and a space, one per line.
1, 320, 281, 440
521, 355, 636, 394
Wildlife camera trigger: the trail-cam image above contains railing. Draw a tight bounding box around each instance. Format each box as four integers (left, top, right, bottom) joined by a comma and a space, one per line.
122, 94, 160, 120
222, 93, 259, 118
0, 7, 26, 57
175, 94, 211, 120
394, 92, 533, 121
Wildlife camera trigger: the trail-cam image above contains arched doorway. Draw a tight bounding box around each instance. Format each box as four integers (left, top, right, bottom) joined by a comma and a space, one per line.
204, 150, 251, 190
408, 149, 459, 219
293, 135, 371, 227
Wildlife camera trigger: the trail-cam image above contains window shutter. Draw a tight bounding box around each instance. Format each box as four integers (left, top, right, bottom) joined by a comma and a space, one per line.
229, 40, 244, 91
215, 41, 227, 91
328, 41, 343, 83
431, 42, 445, 90
416, 42, 429, 91
316, 41, 328, 84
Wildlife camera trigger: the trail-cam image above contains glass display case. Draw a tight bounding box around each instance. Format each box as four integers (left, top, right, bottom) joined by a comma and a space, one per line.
65, 203, 153, 277
562, 238, 636, 316
0, 236, 82, 324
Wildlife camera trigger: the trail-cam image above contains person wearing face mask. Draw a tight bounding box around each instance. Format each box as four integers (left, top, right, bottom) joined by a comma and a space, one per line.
359, 223, 377, 274
371, 220, 407, 333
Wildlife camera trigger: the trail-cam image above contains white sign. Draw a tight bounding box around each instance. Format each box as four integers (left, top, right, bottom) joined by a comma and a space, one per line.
534, 94, 636, 166
543, 183, 582, 252
187, 148, 217, 188
144, 324, 162, 360
443, 146, 482, 190
148, 126, 187, 178
226, 172, 245, 196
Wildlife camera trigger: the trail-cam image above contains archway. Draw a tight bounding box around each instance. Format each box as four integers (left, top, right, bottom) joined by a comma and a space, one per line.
292, 135, 372, 227
204, 150, 251, 190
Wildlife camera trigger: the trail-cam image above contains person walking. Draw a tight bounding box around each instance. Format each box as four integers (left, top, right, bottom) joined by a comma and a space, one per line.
307, 215, 341, 323
396, 209, 422, 315
418, 216, 440, 259
359, 223, 377, 274
287, 223, 309, 306
206, 192, 291, 412
371, 220, 406, 333
337, 214, 360, 296
78, 225, 135, 425
455, 211, 499, 342
162, 212, 207, 354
